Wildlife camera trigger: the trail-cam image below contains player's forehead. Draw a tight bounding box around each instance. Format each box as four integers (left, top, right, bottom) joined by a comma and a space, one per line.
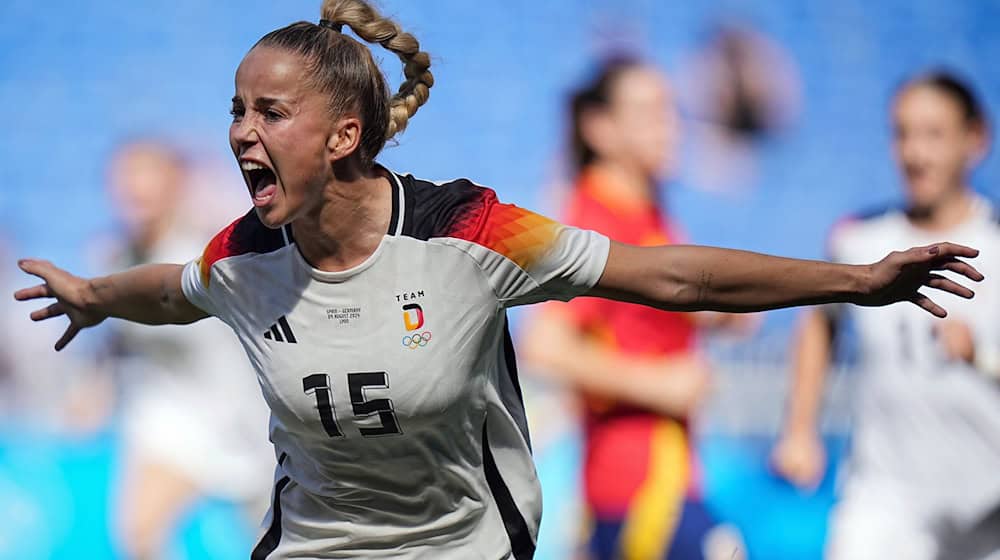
609, 67, 672, 108
894, 85, 966, 128
233, 45, 313, 103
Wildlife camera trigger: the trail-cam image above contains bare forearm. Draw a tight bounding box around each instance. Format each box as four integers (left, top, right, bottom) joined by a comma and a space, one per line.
596, 243, 870, 313
527, 330, 647, 402
86, 264, 205, 325
521, 311, 701, 415
782, 309, 834, 435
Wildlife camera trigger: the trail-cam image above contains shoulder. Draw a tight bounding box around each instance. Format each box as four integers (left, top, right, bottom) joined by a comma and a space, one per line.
562, 187, 616, 231
399, 173, 558, 241
977, 195, 1000, 228
199, 209, 288, 282
398, 174, 499, 241
395, 173, 562, 268
829, 203, 901, 243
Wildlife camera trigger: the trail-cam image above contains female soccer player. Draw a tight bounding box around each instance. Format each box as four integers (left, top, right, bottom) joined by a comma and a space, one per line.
14, 2, 983, 558
772, 72, 1000, 560
522, 58, 745, 560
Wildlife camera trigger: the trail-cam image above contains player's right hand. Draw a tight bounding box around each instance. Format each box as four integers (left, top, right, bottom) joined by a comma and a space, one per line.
771, 430, 826, 491
14, 259, 106, 351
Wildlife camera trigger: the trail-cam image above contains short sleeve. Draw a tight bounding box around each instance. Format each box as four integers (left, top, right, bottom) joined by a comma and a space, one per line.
181, 257, 224, 319
494, 221, 610, 307
431, 190, 610, 308
177, 209, 287, 325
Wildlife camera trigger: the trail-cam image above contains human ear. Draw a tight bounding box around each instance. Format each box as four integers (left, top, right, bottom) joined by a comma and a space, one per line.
327, 116, 362, 162
966, 121, 990, 168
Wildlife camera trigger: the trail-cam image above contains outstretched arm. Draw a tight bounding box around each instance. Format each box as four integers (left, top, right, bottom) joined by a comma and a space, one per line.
591, 242, 982, 316
14, 259, 207, 350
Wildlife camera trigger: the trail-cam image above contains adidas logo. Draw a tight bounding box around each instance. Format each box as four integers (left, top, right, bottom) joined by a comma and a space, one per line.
264, 316, 297, 344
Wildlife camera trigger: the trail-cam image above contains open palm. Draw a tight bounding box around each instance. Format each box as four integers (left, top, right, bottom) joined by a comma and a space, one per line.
13, 259, 107, 350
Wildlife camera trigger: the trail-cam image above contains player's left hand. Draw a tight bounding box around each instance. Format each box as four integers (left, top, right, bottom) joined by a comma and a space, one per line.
858, 243, 983, 317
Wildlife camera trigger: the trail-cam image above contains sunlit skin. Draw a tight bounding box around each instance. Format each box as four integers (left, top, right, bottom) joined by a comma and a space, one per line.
229, 45, 392, 272
893, 85, 987, 225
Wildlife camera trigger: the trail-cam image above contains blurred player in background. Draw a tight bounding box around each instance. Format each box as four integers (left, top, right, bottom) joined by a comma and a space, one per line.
772, 71, 1000, 560
104, 140, 272, 559
523, 58, 747, 560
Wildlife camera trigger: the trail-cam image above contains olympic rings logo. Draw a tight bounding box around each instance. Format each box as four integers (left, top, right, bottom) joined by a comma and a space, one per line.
402, 331, 432, 349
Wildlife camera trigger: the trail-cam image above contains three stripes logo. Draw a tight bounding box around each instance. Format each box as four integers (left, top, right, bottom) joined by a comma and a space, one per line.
263, 316, 297, 344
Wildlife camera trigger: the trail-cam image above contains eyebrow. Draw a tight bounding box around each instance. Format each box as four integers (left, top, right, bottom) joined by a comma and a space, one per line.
230, 96, 286, 106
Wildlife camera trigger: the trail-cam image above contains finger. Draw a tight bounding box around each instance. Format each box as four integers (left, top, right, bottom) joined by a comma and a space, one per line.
30, 302, 66, 321
17, 258, 57, 280
54, 324, 80, 352
13, 284, 52, 301
925, 274, 975, 299
910, 293, 947, 318
937, 259, 985, 282
932, 242, 980, 259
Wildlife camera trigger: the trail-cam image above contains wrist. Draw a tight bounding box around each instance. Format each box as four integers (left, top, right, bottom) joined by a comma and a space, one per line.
782, 420, 820, 441
845, 263, 873, 304
80, 276, 103, 314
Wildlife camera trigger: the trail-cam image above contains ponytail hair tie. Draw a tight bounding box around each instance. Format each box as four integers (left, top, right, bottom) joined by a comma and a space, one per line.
318, 19, 343, 32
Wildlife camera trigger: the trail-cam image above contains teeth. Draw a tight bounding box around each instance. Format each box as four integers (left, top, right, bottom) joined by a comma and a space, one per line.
241, 161, 266, 171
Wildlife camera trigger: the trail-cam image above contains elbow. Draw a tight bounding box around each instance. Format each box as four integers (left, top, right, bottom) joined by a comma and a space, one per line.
645, 269, 704, 312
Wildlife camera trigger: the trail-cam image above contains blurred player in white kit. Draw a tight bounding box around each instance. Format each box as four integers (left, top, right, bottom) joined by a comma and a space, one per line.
773, 71, 1000, 560
104, 140, 273, 559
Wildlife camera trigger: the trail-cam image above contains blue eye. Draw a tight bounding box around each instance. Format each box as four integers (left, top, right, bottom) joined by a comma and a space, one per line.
264, 109, 283, 122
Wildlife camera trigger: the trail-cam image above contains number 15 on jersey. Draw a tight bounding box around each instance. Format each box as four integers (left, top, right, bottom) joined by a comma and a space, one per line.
302, 372, 402, 437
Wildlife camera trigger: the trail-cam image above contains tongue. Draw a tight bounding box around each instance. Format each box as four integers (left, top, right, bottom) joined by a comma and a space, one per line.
253, 183, 277, 206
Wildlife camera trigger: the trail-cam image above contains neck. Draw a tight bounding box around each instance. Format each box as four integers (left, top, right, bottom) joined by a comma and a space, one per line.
588, 160, 655, 206
291, 166, 393, 272
907, 186, 976, 232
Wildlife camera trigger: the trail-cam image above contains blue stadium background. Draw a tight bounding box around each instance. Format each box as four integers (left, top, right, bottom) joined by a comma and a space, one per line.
2, 0, 998, 558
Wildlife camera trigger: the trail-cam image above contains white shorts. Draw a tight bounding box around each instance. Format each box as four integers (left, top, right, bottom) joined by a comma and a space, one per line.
122, 390, 273, 502
827, 473, 1000, 560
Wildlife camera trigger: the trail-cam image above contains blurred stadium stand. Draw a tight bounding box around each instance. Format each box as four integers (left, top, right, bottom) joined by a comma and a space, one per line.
2, 0, 999, 558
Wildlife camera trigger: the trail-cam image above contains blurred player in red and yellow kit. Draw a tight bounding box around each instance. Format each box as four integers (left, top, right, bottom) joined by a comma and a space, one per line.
525, 58, 747, 560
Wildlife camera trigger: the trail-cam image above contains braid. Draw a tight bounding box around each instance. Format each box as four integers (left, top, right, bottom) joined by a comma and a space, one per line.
321, 0, 434, 139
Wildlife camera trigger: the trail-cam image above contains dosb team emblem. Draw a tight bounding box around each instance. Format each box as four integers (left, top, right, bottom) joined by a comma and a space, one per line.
402, 304, 431, 349
402, 304, 424, 331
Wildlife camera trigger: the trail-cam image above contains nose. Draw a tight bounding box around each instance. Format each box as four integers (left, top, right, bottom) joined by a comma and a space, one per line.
230, 117, 260, 152
899, 137, 930, 167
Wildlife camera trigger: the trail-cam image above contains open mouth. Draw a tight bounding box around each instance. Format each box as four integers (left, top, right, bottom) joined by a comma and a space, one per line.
241, 161, 278, 206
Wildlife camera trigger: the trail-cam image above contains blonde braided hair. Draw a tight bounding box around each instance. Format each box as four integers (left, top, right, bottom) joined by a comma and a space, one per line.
322, 0, 434, 139
255, 1, 433, 166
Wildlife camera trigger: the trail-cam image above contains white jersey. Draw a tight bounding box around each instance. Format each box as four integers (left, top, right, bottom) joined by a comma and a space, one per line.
181, 172, 610, 559
827, 195, 1000, 524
